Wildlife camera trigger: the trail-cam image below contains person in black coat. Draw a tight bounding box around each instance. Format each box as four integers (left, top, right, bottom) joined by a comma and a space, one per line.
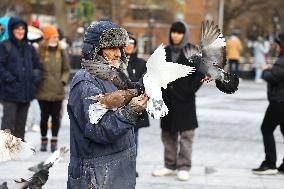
152, 21, 204, 181
252, 31, 284, 175
0, 17, 42, 140
124, 35, 150, 177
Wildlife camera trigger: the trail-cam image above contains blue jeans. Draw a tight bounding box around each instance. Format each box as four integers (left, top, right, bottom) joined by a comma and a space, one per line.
229, 59, 239, 76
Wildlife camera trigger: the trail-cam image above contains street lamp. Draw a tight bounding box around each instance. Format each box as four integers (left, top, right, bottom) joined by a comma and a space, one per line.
272, 8, 280, 38
148, 16, 155, 54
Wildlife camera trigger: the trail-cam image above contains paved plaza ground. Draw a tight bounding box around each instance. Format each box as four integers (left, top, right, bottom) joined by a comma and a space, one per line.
0, 80, 284, 188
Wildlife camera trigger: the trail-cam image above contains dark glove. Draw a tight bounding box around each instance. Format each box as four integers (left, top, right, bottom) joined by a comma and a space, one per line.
130, 81, 145, 95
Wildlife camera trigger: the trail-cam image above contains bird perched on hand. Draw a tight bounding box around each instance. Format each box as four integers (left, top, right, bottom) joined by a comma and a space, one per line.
87, 89, 139, 124
143, 44, 196, 118
183, 20, 239, 94
0, 129, 35, 163
15, 147, 68, 189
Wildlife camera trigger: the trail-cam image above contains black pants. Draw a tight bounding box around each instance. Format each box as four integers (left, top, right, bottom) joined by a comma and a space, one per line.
261, 101, 284, 166
1, 101, 30, 140
38, 100, 62, 137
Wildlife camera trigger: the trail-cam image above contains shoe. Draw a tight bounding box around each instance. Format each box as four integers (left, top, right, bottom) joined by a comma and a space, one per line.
152, 167, 176, 177
31, 124, 40, 132
278, 163, 284, 174
252, 161, 278, 175
177, 170, 189, 181
50, 137, 58, 153
40, 137, 48, 152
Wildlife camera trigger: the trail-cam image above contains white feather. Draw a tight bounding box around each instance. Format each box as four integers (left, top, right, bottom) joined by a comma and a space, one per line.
44, 147, 68, 166
88, 102, 109, 124
0, 130, 35, 162
204, 34, 225, 49
143, 44, 196, 119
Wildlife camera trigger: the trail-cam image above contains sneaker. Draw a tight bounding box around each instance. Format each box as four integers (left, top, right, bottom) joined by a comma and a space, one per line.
278, 164, 284, 174
252, 162, 278, 175
177, 170, 189, 181
152, 167, 176, 177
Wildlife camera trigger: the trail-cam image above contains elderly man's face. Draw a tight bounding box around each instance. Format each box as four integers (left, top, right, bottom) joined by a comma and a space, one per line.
102, 47, 122, 68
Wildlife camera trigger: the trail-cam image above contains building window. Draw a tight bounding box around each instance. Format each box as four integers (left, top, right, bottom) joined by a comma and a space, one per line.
133, 8, 148, 20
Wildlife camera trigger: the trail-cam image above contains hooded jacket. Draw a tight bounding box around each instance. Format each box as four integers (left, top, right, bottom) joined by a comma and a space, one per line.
161, 21, 204, 132
68, 20, 138, 189
0, 17, 42, 102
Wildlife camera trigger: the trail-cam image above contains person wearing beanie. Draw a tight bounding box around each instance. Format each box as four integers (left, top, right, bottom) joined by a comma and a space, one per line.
0, 17, 43, 140
252, 31, 284, 175
124, 35, 150, 177
67, 20, 148, 188
151, 21, 204, 181
36, 24, 70, 152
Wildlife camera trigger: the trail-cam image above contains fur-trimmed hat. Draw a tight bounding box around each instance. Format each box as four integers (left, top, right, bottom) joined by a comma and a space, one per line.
82, 20, 129, 60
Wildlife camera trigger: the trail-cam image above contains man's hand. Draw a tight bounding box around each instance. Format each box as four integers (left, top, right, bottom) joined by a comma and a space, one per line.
129, 94, 149, 113
262, 64, 272, 71
201, 75, 213, 83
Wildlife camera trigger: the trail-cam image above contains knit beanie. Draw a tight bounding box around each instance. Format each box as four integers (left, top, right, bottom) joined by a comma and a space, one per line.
43, 25, 58, 40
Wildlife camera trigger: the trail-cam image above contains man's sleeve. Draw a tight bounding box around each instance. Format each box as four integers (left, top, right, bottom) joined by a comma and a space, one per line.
74, 81, 139, 144
0, 43, 16, 82
262, 60, 284, 85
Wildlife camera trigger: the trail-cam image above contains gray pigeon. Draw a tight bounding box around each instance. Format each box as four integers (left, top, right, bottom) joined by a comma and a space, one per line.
183, 20, 239, 94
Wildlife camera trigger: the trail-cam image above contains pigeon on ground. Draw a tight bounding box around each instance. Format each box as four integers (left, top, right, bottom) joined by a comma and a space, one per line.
0, 129, 35, 162
183, 20, 239, 94
0, 182, 8, 189
15, 147, 68, 189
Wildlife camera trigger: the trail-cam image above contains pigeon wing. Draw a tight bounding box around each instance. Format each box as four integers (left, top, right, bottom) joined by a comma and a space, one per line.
145, 44, 195, 89
201, 20, 227, 69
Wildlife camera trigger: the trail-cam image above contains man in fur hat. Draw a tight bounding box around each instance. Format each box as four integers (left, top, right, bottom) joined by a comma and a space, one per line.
67, 20, 148, 189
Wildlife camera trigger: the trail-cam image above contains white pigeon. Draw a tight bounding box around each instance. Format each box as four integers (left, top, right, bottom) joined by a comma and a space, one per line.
0, 130, 35, 162
143, 44, 196, 119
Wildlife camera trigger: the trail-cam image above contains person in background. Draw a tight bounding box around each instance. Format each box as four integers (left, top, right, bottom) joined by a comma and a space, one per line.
0, 17, 42, 140
253, 36, 270, 83
152, 21, 204, 181
36, 25, 70, 152
124, 35, 150, 177
226, 32, 243, 77
252, 31, 284, 175
0, 16, 10, 41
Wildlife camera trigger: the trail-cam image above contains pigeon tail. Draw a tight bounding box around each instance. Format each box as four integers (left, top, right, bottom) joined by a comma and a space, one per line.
215, 72, 239, 94
146, 98, 168, 119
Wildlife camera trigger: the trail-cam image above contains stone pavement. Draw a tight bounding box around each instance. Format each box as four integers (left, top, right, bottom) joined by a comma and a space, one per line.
1, 80, 284, 189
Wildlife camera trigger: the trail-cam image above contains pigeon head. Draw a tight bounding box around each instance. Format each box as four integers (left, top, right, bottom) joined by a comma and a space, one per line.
82, 20, 129, 62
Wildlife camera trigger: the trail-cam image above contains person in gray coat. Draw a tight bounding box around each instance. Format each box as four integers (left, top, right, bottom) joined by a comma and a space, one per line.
67, 20, 148, 189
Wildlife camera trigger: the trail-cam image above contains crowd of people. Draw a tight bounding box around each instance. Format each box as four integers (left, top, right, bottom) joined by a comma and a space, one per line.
0, 14, 284, 189
0, 16, 70, 152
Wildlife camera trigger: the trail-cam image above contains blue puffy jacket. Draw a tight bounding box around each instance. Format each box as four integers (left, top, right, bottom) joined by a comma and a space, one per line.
0, 17, 42, 102
67, 69, 138, 188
